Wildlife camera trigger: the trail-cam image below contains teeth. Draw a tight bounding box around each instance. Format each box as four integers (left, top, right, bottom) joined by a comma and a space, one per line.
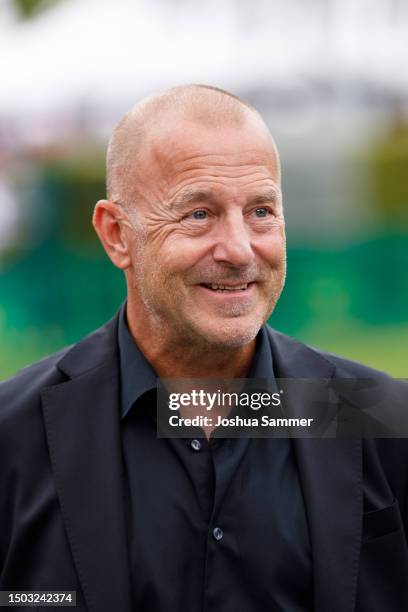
207, 283, 249, 291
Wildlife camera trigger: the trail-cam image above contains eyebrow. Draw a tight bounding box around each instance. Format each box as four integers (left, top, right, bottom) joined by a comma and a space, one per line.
170, 189, 214, 209
170, 187, 280, 210
246, 189, 280, 206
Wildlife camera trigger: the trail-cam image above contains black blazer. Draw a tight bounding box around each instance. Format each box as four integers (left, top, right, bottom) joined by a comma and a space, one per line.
1, 312, 408, 612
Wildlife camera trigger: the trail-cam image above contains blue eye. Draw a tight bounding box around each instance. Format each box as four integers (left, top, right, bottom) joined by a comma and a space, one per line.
254, 207, 269, 218
191, 210, 208, 220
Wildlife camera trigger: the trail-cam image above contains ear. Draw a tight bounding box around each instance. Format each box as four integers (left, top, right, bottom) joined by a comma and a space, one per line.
92, 200, 131, 269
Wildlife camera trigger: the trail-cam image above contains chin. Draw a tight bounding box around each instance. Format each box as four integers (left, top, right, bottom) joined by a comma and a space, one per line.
194, 318, 264, 349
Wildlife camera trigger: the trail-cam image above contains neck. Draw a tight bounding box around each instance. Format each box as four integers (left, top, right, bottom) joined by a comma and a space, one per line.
126, 303, 256, 379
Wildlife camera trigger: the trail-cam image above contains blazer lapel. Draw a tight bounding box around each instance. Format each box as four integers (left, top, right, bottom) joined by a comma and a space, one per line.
41, 316, 133, 612
268, 328, 363, 612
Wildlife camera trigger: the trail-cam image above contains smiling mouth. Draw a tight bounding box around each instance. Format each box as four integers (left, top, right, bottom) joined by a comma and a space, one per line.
200, 282, 253, 292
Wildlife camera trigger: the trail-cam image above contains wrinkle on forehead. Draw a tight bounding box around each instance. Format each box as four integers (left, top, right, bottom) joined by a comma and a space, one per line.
145, 121, 280, 187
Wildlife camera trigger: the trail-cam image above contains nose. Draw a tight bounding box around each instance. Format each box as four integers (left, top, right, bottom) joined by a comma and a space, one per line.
212, 213, 255, 268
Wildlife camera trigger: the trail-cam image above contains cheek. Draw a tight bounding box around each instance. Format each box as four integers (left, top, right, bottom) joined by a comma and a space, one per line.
157, 234, 212, 271
254, 231, 286, 267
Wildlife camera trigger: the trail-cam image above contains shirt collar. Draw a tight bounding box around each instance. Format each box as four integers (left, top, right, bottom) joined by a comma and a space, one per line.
118, 303, 157, 419
118, 302, 275, 420
248, 324, 274, 379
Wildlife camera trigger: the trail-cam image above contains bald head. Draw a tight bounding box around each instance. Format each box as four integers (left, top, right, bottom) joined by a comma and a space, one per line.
106, 84, 279, 207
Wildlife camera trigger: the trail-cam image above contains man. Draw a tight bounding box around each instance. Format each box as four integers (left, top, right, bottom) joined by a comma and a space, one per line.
1, 85, 408, 612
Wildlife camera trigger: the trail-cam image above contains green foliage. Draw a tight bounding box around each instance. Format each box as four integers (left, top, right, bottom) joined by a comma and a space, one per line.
365, 116, 408, 228
12, 0, 61, 18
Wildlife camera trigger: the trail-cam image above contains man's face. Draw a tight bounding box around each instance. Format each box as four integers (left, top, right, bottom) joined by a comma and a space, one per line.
124, 116, 286, 349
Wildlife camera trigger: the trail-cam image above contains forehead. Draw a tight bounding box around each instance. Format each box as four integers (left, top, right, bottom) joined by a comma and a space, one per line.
140, 118, 280, 189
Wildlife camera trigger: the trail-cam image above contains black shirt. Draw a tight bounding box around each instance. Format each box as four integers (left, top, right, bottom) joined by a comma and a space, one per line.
119, 306, 313, 612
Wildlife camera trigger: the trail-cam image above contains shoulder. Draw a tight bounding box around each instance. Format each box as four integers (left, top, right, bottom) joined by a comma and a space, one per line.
0, 346, 70, 406
309, 345, 391, 380
265, 325, 392, 382
267, 325, 408, 442
265, 325, 406, 428
0, 346, 71, 448
0, 311, 119, 433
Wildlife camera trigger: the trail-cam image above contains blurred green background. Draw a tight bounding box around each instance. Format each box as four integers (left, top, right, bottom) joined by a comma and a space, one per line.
1, 118, 407, 380
1, 0, 407, 380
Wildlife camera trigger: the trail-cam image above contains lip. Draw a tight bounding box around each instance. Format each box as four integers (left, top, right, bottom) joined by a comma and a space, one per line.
196, 281, 256, 297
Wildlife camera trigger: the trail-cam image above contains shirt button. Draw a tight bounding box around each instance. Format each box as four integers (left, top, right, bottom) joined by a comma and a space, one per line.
190, 439, 201, 451
212, 527, 224, 541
